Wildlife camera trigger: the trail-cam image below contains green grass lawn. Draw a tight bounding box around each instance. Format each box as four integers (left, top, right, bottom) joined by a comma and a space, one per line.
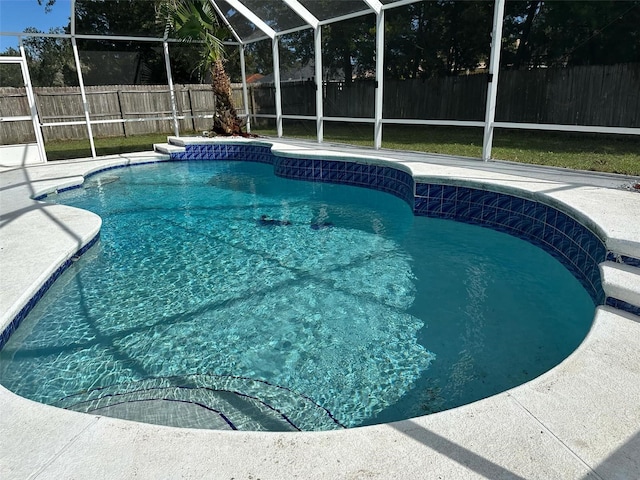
252, 122, 640, 176
45, 133, 173, 161
44, 125, 640, 177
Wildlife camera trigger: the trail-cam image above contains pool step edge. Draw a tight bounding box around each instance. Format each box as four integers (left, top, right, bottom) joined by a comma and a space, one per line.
600, 261, 640, 316
154, 143, 184, 155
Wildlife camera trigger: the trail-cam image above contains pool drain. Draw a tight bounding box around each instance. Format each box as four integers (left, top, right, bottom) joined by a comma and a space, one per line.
55, 374, 345, 432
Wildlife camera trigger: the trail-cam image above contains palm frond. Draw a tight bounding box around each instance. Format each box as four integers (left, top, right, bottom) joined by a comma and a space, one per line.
157, 0, 242, 135
158, 0, 224, 66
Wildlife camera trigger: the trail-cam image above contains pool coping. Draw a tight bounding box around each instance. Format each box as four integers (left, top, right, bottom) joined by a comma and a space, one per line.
1, 139, 640, 479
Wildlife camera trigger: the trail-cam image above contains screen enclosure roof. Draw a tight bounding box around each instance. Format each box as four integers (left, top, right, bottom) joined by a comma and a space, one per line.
0, 0, 424, 49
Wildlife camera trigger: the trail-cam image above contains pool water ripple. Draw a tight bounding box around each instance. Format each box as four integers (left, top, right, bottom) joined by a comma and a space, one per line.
0, 161, 594, 430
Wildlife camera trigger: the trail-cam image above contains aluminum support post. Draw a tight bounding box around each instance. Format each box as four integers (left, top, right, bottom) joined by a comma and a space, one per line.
273, 37, 283, 137
482, 0, 506, 161
374, 10, 385, 150
71, 36, 96, 158
240, 44, 251, 133
163, 41, 180, 137
314, 27, 324, 144
16, 46, 47, 162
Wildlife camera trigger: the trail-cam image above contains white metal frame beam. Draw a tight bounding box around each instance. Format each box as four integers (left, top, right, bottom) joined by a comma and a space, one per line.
163, 40, 180, 137
272, 37, 283, 136
221, 1, 280, 137
70, 36, 96, 158
209, 0, 243, 43
482, 0, 506, 161
225, 0, 277, 40
314, 26, 323, 144
493, 122, 640, 136
239, 45, 251, 132
209, 1, 253, 135
373, 9, 385, 149
317, 9, 376, 27
69, 0, 96, 157
274, 24, 313, 38
0, 55, 47, 163
1, 31, 166, 42
282, 0, 319, 30
362, 0, 383, 15
381, 0, 424, 10
282, 0, 325, 142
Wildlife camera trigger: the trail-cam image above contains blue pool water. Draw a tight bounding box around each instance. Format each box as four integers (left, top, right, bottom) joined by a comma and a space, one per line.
0, 161, 595, 430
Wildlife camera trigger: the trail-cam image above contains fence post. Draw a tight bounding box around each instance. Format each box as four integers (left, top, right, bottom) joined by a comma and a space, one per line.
116, 89, 127, 137
250, 85, 257, 126
186, 86, 195, 132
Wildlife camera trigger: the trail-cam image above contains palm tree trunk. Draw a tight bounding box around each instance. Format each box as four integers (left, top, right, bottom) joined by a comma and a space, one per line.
211, 59, 243, 135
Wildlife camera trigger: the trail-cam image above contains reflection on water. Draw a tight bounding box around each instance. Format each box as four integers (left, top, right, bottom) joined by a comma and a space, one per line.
0, 161, 595, 430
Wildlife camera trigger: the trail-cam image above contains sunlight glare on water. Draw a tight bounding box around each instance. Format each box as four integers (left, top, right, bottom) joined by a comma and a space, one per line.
0, 161, 594, 430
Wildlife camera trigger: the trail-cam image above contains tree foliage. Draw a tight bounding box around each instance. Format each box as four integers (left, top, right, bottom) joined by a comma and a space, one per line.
72, 0, 168, 85
2, 28, 78, 87
502, 0, 640, 68
384, 1, 493, 79
159, 0, 244, 134
30, 0, 206, 85
382, 0, 639, 78
9, 0, 640, 86
322, 15, 376, 82
532, 1, 640, 66
0, 47, 24, 87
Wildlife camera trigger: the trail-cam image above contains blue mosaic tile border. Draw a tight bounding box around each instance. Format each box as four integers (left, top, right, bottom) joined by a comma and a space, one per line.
172, 144, 414, 204
172, 143, 273, 164
86, 161, 164, 177
273, 156, 414, 205
170, 143, 609, 306
604, 253, 640, 318
0, 234, 100, 350
606, 252, 640, 269
605, 297, 640, 317
7, 142, 634, 349
414, 182, 606, 304
33, 161, 164, 201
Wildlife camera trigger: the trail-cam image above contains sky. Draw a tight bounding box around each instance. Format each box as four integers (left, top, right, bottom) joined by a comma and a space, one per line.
0, 0, 71, 50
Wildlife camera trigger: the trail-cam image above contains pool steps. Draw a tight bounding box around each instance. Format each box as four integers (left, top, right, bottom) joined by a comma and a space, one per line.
601, 262, 640, 315
153, 138, 640, 319
154, 142, 185, 155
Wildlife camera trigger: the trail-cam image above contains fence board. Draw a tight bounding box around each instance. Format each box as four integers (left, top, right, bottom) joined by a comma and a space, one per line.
0, 84, 217, 144
324, 81, 375, 118
495, 64, 640, 126
0, 87, 33, 142
1, 63, 638, 145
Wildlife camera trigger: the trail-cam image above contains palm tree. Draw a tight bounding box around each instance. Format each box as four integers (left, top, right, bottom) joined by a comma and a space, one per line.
159, 0, 244, 135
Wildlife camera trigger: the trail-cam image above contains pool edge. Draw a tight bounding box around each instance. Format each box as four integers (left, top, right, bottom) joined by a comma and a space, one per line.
2, 141, 640, 478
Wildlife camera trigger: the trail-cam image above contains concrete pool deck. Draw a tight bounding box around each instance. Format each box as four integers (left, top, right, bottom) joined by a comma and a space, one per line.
1, 138, 640, 479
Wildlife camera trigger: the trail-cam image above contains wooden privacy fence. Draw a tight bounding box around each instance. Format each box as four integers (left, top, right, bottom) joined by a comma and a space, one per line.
248, 63, 640, 127
1, 63, 638, 144
494, 63, 640, 126
0, 84, 218, 144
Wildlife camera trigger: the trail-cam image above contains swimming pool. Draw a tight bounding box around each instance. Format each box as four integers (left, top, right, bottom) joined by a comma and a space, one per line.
0, 152, 600, 431
2, 141, 640, 477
